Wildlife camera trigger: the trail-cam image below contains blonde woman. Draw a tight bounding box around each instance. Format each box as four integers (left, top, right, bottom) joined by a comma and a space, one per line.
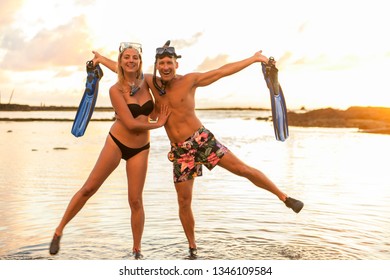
49, 43, 169, 259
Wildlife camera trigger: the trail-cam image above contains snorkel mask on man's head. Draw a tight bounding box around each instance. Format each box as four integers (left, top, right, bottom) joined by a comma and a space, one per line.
153, 40, 181, 95
155, 40, 182, 59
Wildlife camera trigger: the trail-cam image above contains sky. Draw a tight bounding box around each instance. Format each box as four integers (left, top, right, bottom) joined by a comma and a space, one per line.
1, 0, 390, 110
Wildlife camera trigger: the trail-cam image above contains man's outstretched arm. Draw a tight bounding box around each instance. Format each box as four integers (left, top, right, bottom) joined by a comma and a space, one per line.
193, 51, 270, 88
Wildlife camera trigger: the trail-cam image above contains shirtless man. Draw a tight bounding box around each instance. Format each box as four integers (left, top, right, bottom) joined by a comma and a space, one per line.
93, 41, 303, 258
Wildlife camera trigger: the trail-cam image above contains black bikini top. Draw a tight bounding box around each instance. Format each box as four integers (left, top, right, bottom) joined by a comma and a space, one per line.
127, 100, 154, 118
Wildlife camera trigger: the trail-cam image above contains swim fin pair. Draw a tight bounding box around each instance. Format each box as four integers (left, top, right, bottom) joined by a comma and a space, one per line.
261, 57, 289, 141
71, 61, 103, 137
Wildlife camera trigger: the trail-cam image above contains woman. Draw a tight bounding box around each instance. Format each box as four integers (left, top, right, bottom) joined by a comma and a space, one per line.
49, 42, 169, 259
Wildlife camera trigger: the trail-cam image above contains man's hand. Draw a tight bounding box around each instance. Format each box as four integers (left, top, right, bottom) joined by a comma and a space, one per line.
254, 50, 273, 64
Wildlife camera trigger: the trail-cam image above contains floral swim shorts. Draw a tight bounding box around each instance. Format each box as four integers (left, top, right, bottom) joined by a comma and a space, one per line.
168, 126, 229, 183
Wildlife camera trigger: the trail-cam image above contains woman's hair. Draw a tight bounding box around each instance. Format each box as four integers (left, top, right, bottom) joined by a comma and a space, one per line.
117, 48, 143, 89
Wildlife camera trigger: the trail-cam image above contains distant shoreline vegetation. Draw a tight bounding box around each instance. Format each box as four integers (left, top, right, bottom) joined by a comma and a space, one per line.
1, 104, 390, 134
0, 103, 113, 112
0, 103, 267, 112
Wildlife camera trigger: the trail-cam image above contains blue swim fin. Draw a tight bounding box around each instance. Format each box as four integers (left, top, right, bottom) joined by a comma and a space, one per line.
261, 58, 289, 141
71, 61, 103, 137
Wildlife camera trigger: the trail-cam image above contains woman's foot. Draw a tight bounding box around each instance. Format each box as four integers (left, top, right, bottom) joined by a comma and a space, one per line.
189, 247, 198, 259
133, 249, 143, 260
49, 233, 62, 255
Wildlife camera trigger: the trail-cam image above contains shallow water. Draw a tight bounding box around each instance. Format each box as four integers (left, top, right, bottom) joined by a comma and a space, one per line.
0, 110, 389, 260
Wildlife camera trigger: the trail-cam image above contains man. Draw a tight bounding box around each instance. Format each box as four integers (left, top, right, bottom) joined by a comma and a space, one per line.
93, 41, 303, 258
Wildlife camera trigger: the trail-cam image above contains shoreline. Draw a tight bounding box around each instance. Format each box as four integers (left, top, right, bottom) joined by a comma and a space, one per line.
287, 106, 390, 135
0, 103, 114, 112
0, 104, 267, 112
1, 104, 390, 135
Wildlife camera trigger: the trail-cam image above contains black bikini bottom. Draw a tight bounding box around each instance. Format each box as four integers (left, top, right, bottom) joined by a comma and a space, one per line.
109, 132, 150, 160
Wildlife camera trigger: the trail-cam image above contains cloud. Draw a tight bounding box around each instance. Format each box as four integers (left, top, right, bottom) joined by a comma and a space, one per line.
0, 28, 26, 51
196, 54, 230, 72
74, 0, 96, 6
171, 32, 203, 49
278, 52, 365, 73
0, 15, 93, 72
297, 21, 309, 34
0, 70, 9, 84
275, 52, 294, 69
0, 0, 24, 30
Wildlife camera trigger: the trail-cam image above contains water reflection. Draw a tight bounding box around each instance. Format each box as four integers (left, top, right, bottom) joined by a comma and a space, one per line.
1, 111, 389, 260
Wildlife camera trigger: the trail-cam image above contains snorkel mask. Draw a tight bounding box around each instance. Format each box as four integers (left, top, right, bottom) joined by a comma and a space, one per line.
119, 42, 144, 96
119, 42, 143, 54
153, 40, 181, 95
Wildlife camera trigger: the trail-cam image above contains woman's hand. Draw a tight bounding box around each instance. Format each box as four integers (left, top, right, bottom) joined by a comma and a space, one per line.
92, 51, 102, 66
156, 104, 171, 127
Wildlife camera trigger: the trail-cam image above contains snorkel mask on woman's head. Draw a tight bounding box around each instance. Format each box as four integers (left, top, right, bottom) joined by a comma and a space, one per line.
119, 42, 143, 54
118, 42, 144, 95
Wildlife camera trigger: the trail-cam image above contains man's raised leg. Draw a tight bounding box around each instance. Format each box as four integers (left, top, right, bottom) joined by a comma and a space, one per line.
218, 152, 303, 213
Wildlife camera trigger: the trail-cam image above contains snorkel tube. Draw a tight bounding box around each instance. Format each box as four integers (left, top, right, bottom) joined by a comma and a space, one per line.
153, 63, 166, 96
130, 72, 144, 96
153, 40, 171, 96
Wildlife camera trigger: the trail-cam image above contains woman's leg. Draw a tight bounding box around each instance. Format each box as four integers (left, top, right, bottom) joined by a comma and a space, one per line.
125, 149, 149, 253
54, 136, 122, 236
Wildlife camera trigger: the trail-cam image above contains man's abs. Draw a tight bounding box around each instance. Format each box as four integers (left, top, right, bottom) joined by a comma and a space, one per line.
165, 115, 202, 143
